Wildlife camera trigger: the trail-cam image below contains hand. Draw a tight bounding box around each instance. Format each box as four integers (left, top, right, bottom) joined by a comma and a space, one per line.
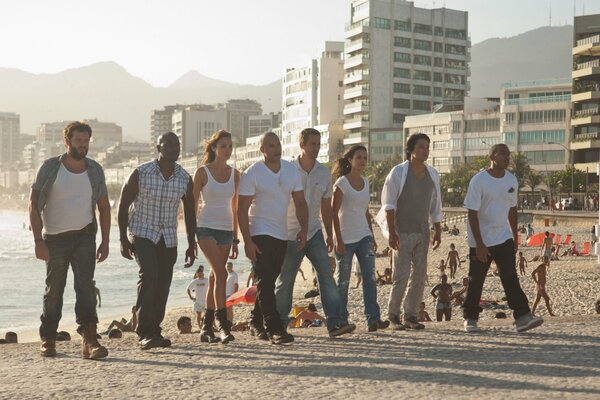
184, 244, 197, 268
372, 238, 378, 253
513, 240, 518, 254
475, 242, 490, 263
244, 240, 262, 263
432, 229, 442, 250
388, 231, 400, 251
96, 240, 109, 263
335, 239, 346, 256
296, 231, 307, 251
325, 235, 334, 253
35, 241, 49, 261
120, 238, 135, 260
229, 243, 239, 259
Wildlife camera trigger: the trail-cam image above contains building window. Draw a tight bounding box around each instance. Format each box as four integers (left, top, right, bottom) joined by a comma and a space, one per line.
413, 85, 431, 96
394, 36, 411, 48
393, 98, 411, 108
394, 19, 411, 31
413, 55, 431, 66
445, 28, 466, 39
503, 132, 516, 144
434, 26, 444, 36
445, 59, 465, 69
518, 110, 566, 124
394, 83, 411, 94
434, 57, 443, 67
413, 70, 431, 81
394, 68, 410, 78
373, 17, 391, 29
434, 87, 442, 97
445, 88, 464, 98
393, 113, 406, 123
413, 100, 431, 111
394, 52, 412, 63
445, 44, 466, 55
414, 23, 432, 35
445, 73, 465, 85
465, 137, 500, 150
434, 42, 443, 52
519, 130, 566, 144
433, 140, 449, 149
464, 119, 500, 132
504, 112, 516, 124
434, 72, 442, 82
414, 39, 432, 51
524, 150, 565, 164
452, 121, 462, 132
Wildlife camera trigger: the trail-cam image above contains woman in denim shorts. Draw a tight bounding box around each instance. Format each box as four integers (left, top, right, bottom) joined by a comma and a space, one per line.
192, 130, 240, 344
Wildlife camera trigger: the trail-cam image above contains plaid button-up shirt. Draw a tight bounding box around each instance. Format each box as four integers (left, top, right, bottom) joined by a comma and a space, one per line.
128, 160, 191, 248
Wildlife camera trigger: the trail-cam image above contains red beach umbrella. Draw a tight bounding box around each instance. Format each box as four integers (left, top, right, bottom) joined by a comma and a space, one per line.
226, 286, 257, 307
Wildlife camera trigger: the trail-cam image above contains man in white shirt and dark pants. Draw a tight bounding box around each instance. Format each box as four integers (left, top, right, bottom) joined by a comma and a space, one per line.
462, 143, 543, 333
238, 132, 308, 345
225, 262, 238, 322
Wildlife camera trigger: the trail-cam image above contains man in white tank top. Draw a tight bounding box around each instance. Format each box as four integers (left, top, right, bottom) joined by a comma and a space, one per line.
29, 121, 110, 359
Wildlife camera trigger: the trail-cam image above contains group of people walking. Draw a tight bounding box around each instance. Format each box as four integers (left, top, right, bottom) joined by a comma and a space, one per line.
29, 121, 544, 359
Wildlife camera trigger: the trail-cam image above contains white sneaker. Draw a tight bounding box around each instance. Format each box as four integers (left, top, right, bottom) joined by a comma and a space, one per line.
464, 319, 481, 333
515, 313, 544, 332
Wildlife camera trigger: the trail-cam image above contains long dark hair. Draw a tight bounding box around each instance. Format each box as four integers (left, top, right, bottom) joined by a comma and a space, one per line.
332, 144, 367, 179
202, 129, 232, 164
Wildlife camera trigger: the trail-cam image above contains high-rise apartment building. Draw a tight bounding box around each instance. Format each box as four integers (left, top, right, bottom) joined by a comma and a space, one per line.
172, 106, 227, 156
0, 112, 20, 166
572, 14, 600, 176
248, 112, 282, 138
218, 99, 263, 144
151, 105, 182, 146
343, 0, 469, 161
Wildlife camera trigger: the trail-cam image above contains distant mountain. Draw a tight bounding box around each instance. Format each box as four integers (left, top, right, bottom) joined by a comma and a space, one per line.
0, 62, 281, 141
469, 25, 573, 96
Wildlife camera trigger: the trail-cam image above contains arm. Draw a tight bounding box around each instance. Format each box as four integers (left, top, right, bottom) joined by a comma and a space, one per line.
431, 222, 441, 250
365, 210, 377, 252
468, 209, 489, 263
292, 190, 308, 250
430, 170, 443, 249
29, 189, 49, 261
531, 266, 539, 283
425, 311, 432, 322
331, 187, 345, 255
187, 288, 196, 301
430, 284, 439, 299
96, 195, 111, 262
385, 210, 399, 251
230, 170, 240, 259
237, 195, 260, 262
508, 206, 518, 253
321, 197, 334, 252
182, 178, 197, 268
382, 168, 401, 250
234, 282, 239, 293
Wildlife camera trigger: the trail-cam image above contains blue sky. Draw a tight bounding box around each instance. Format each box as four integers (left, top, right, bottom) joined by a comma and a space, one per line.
2, 0, 599, 86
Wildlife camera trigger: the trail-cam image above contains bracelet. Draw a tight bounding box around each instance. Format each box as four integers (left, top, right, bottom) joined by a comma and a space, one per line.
233, 239, 240, 245
34, 238, 44, 243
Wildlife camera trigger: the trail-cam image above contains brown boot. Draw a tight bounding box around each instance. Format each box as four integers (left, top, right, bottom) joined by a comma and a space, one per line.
82, 323, 108, 360
40, 339, 57, 357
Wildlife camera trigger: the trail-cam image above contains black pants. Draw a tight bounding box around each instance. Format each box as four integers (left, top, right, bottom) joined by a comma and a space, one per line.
463, 239, 531, 320
250, 235, 287, 334
133, 236, 177, 339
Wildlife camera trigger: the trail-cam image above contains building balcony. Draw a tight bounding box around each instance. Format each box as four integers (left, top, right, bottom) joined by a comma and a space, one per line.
571, 89, 600, 103
573, 59, 600, 80
343, 100, 369, 115
345, 20, 369, 39
345, 39, 369, 54
345, 53, 369, 70
570, 107, 600, 126
343, 131, 369, 146
343, 117, 369, 131
344, 70, 369, 85
571, 132, 600, 150
344, 85, 369, 100
573, 34, 600, 56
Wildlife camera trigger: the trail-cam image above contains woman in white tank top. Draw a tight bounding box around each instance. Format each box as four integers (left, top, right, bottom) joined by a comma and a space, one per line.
192, 130, 240, 344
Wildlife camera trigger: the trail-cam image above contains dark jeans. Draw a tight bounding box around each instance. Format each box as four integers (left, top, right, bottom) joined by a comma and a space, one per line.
133, 236, 177, 339
463, 239, 531, 320
250, 235, 287, 334
40, 227, 97, 340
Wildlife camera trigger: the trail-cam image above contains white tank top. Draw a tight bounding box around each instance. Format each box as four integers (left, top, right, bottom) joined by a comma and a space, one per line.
197, 165, 235, 231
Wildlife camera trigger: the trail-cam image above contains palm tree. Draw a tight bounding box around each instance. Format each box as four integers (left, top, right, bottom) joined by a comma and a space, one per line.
525, 170, 543, 207
509, 152, 531, 190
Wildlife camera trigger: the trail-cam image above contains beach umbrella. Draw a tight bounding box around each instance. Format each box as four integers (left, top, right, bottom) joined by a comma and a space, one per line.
226, 286, 257, 307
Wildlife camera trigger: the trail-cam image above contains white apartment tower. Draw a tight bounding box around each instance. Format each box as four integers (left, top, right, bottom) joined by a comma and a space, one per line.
344, 0, 469, 161
0, 112, 20, 166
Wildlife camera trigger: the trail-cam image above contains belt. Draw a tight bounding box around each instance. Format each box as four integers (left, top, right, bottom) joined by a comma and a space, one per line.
44, 223, 94, 239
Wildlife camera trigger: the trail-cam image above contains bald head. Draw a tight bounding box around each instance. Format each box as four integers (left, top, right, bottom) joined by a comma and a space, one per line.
260, 131, 279, 146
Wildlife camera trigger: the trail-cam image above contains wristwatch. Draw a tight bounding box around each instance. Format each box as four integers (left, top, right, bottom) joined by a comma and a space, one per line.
233, 239, 240, 244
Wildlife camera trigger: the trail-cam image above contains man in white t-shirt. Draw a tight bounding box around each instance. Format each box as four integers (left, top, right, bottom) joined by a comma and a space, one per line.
238, 132, 308, 345
187, 265, 209, 331
225, 262, 239, 322
462, 143, 543, 333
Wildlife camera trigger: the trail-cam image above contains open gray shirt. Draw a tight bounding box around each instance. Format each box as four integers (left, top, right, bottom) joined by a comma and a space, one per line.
395, 166, 434, 234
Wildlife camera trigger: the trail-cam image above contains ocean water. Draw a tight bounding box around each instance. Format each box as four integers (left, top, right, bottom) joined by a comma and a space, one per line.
0, 210, 251, 335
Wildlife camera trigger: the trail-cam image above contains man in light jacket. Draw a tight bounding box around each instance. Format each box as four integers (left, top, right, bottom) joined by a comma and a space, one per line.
376, 133, 442, 330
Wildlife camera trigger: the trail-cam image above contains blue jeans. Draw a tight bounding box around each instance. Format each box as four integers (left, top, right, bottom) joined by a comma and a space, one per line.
275, 230, 343, 331
40, 227, 98, 340
335, 235, 381, 326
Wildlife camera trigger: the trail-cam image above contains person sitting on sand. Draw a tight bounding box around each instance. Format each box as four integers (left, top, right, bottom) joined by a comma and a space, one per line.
450, 225, 460, 236
294, 303, 325, 327
442, 223, 449, 232
177, 316, 193, 334
430, 275, 453, 321
518, 225, 527, 234
451, 277, 470, 306
569, 241, 580, 257
517, 252, 527, 276
531, 260, 555, 317
446, 243, 460, 280
541, 231, 553, 264
418, 302, 432, 322
106, 306, 137, 333
551, 246, 560, 261
376, 268, 393, 285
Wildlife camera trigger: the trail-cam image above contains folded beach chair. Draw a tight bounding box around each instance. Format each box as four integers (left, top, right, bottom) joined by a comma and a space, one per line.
553, 234, 562, 246
581, 242, 591, 256
563, 234, 572, 246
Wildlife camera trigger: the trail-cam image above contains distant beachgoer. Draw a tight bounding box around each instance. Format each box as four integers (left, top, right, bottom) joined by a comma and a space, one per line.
5, 332, 17, 344
274, 128, 355, 339
526, 224, 534, 238
238, 131, 308, 345
225, 262, 239, 324
108, 329, 123, 339
451, 277, 470, 306
446, 243, 460, 280
531, 260, 555, 317
595, 300, 600, 314
442, 223, 449, 232
376, 268, 393, 285
92, 280, 101, 308
177, 316, 192, 334
451, 225, 460, 236
333, 145, 388, 332
541, 231, 553, 264
106, 306, 137, 333
378, 133, 442, 331
517, 251, 528, 276
438, 259, 447, 276
192, 130, 239, 344
30, 121, 109, 359
430, 275, 453, 321
294, 303, 325, 327
187, 266, 209, 332
418, 302, 432, 322
118, 132, 197, 351
462, 144, 543, 333
518, 225, 527, 234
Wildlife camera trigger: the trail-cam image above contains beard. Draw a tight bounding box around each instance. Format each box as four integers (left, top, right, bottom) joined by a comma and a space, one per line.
68, 146, 87, 160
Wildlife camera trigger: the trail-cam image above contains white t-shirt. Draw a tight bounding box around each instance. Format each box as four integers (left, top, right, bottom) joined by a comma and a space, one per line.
187, 278, 209, 306
42, 164, 93, 234
239, 160, 303, 240
226, 271, 239, 297
334, 176, 372, 244
463, 170, 518, 248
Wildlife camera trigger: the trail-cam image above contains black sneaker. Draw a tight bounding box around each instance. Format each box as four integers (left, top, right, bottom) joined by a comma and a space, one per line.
249, 325, 269, 341
270, 331, 294, 345
139, 336, 162, 350
329, 323, 357, 338
404, 316, 425, 330
156, 335, 172, 348
368, 319, 390, 332
390, 316, 406, 331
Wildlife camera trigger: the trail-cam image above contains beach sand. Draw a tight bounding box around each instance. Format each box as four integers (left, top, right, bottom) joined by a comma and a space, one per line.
2, 215, 600, 399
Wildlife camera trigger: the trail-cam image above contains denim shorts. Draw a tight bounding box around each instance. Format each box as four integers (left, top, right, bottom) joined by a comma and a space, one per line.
196, 227, 233, 246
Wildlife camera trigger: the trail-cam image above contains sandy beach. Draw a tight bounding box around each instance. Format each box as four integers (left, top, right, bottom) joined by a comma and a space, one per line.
1, 212, 599, 399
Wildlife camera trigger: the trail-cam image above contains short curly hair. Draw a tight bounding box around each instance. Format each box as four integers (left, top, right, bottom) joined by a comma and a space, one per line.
63, 121, 92, 142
